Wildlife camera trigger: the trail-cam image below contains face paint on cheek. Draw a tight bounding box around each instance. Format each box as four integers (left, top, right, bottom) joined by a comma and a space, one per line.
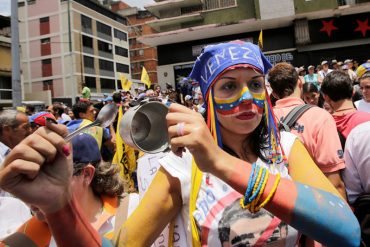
214, 88, 266, 116
251, 91, 265, 110
214, 87, 252, 115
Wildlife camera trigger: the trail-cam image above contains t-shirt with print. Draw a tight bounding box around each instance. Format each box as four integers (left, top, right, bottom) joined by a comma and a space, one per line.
333, 110, 370, 139
273, 97, 344, 173
159, 132, 299, 247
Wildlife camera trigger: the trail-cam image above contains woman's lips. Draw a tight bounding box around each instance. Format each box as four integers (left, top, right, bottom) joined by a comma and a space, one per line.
236, 111, 256, 120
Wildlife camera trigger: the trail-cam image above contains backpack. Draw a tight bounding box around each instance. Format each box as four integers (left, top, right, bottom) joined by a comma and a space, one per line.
353, 194, 370, 247
279, 104, 314, 132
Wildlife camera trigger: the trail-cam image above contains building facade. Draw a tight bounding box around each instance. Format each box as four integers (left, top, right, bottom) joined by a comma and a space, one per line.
111, 1, 159, 86
0, 16, 12, 107
140, 0, 370, 89
18, 0, 130, 105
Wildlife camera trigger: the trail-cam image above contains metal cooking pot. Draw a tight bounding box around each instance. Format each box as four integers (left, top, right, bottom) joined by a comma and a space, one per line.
119, 101, 169, 153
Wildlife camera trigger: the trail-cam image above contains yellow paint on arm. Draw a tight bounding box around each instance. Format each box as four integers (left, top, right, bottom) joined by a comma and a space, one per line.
288, 139, 343, 199
114, 167, 182, 247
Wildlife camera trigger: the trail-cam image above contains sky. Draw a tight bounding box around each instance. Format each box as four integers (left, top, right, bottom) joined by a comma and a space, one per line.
0, 0, 10, 16
0, 0, 155, 16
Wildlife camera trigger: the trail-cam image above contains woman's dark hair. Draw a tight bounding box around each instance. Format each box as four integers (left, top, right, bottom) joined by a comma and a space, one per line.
302, 83, 324, 108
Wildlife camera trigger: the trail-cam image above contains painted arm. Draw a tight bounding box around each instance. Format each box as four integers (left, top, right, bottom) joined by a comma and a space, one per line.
45, 194, 106, 247
114, 167, 182, 247
212, 140, 360, 247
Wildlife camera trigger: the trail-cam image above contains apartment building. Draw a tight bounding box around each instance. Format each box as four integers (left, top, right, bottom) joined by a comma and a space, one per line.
18, 0, 130, 105
0, 15, 12, 107
110, 1, 158, 86
140, 0, 370, 89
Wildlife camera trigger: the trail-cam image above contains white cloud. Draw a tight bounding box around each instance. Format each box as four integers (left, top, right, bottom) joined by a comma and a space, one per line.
0, 0, 10, 16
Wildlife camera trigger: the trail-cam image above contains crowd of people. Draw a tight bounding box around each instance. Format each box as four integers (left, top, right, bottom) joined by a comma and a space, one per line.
0, 41, 370, 247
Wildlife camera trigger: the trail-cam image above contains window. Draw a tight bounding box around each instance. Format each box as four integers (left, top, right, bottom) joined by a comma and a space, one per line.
100, 78, 115, 90
138, 49, 144, 56
98, 40, 112, 54
129, 38, 136, 46
99, 59, 113, 71
115, 46, 128, 57
40, 38, 51, 56
82, 35, 93, 48
114, 29, 127, 41
97, 21, 111, 38
85, 76, 96, 88
204, 0, 236, 10
81, 15, 92, 33
42, 59, 51, 65
27, 0, 36, 5
42, 59, 52, 77
116, 63, 129, 73
41, 38, 50, 44
43, 80, 54, 96
18, 2, 26, 7
40, 17, 49, 23
83, 56, 94, 69
39, 17, 50, 35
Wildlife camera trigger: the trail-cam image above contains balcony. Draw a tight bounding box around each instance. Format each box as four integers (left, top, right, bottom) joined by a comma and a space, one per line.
145, 0, 203, 18
146, 12, 204, 31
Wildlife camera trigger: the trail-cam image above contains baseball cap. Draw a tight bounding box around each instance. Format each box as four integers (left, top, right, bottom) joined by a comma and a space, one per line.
321, 61, 328, 66
331, 60, 338, 64
344, 59, 353, 64
356, 63, 370, 78
29, 112, 56, 126
184, 95, 193, 101
72, 133, 101, 164
308, 65, 315, 70
103, 96, 113, 102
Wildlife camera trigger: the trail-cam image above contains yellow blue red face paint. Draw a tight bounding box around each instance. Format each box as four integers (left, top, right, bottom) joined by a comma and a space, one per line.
213, 87, 266, 115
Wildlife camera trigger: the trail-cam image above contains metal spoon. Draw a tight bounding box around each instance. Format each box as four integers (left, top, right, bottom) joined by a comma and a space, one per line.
64, 103, 118, 142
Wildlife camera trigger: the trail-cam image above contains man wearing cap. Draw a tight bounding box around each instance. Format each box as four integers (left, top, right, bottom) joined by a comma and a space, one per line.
1, 133, 138, 246
354, 63, 370, 113
332, 60, 340, 70
344, 59, 358, 82
318, 60, 333, 79
29, 111, 56, 133
304, 65, 321, 89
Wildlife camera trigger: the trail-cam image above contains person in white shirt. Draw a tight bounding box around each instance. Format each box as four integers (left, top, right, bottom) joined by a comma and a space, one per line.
318, 60, 333, 80
342, 121, 370, 204
354, 63, 370, 113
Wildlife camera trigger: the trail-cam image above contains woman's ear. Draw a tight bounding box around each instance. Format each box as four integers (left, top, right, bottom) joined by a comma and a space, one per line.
82, 165, 95, 186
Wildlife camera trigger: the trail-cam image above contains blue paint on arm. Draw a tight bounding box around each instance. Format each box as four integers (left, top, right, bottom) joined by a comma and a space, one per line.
291, 183, 360, 247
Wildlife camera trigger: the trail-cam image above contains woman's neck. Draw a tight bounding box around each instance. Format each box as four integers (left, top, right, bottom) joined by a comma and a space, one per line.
79, 188, 103, 224
220, 125, 257, 163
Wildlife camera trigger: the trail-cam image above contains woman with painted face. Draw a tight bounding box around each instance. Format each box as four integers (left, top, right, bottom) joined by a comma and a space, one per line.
0, 42, 360, 247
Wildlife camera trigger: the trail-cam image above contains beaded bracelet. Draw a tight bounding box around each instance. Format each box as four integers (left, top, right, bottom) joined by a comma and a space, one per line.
240, 163, 281, 213
254, 173, 281, 212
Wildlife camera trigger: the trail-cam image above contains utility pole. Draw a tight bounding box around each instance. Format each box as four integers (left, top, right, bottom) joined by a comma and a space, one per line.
11, 0, 22, 107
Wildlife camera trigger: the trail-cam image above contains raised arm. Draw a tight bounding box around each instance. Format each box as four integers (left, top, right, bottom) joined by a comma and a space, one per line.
208, 141, 360, 247
167, 103, 360, 247
114, 167, 182, 246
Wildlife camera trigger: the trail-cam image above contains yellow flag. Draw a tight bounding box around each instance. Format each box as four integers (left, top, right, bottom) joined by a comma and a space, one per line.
120, 73, 132, 91
112, 106, 137, 192
141, 66, 151, 88
258, 29, 263, 50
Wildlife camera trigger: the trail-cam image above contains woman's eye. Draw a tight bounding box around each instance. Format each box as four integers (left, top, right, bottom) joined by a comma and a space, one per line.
249, 81, 263, 91
221, 82, 237, 91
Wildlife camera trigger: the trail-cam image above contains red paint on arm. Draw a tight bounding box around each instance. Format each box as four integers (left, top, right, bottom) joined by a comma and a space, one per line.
45, 194, 102, 247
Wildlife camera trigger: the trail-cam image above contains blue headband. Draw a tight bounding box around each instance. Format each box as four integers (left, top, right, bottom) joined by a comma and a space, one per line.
189, 41, 272, 99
